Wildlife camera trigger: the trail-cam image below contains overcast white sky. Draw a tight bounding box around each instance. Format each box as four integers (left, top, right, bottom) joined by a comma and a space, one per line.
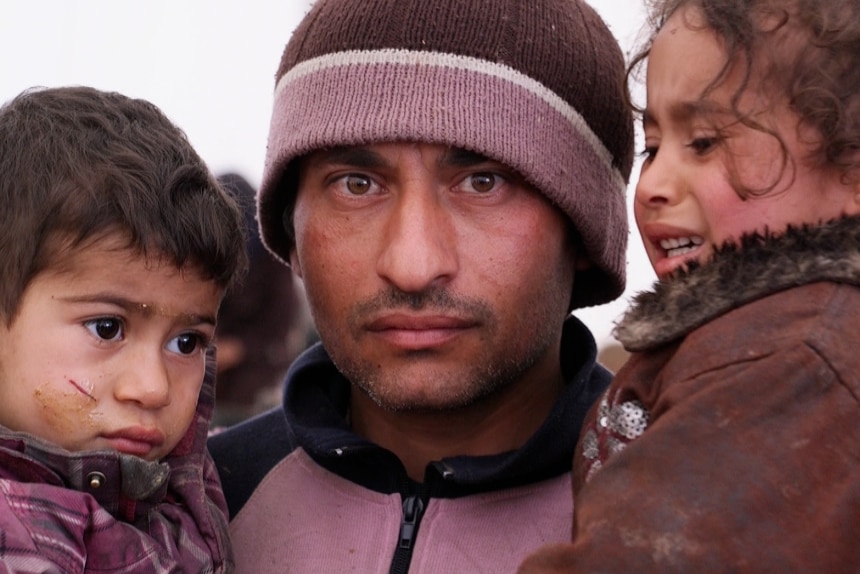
0, 0, 655, 348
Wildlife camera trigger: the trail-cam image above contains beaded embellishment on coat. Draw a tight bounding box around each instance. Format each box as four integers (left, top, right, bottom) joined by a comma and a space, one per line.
581, 389, 650, 482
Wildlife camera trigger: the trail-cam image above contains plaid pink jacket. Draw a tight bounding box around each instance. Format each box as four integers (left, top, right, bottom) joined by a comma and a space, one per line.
0, 360, 233, 573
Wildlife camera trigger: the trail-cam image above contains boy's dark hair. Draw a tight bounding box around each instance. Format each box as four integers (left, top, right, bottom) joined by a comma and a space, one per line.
629, 0, 860, 192
0, 86, 248, 325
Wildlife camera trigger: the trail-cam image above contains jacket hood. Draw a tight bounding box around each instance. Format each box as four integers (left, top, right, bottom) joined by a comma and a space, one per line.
615, 215, 860, 352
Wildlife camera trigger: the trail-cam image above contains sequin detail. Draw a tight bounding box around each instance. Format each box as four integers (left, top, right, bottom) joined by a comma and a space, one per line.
580, 390, 651, 484
610, 400, 649, 440
585, 459, 602, 483
582, 429, 599, 460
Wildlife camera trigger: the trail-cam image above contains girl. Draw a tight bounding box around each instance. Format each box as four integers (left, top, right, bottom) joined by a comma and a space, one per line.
519, 0, 860, 571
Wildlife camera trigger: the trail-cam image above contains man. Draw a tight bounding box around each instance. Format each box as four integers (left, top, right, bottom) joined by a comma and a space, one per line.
208, 0, 633, 571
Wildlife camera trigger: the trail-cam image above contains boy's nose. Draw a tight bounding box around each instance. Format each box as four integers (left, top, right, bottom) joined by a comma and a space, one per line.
114, 350, 171, 409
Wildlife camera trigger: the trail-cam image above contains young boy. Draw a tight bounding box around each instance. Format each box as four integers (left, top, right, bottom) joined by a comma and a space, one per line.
0, 86, 245, 572
519, 0, 860, 571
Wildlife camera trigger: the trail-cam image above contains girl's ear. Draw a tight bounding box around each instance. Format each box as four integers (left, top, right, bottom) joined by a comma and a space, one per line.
846, 169, 860, 216
850, 190, 860, 216
836, 160, 860, 216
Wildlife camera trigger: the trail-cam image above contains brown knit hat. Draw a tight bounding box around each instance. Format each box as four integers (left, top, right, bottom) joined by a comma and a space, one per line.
258, 0, 634, 309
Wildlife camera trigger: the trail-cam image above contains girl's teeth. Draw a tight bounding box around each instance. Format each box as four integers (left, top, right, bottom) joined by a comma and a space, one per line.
658, 236, 703, 257
666, 246, 697, 258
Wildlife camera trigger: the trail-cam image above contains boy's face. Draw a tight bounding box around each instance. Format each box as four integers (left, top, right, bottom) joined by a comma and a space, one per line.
635, 5, 859, 279
0, 236, 223, 461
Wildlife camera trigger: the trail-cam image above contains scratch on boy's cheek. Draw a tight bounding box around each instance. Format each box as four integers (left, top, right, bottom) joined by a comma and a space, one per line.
34, 381, 103, 434
67, 378, 96, 401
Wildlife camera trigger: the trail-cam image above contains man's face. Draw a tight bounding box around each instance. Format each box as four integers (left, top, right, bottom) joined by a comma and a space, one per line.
291, 142, 579, 412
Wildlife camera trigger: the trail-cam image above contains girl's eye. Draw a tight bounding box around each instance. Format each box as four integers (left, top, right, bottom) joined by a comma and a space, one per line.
344, 174, 373, 195
85, 318, 123, 342
689, 137, 718, 155
639, 146, 658, 162
167, 332, 206, 356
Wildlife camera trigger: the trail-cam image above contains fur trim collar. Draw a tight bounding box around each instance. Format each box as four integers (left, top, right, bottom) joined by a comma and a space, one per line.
614, 216, 860, 352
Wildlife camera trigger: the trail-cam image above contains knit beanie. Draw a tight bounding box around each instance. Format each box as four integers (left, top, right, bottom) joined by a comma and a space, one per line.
258, 0, 634, 309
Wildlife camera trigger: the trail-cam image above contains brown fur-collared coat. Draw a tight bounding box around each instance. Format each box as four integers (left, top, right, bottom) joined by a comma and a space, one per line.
520, 215, 860, 573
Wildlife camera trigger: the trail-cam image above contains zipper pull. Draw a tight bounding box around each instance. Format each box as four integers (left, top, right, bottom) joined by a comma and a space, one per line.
398, 494, 426, 549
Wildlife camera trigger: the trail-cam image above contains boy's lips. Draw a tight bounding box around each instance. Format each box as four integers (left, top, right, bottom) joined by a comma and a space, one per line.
102, 427, 165, 457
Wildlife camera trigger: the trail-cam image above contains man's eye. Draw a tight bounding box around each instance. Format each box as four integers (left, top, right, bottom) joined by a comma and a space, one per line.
167, 333, 205, 355
85, 318, 123, 342
345, 174, 372, 195
468, 172, 498, 193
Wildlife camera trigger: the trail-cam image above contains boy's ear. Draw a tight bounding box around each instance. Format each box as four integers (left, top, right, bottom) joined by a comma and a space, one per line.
289, 249, 303, 278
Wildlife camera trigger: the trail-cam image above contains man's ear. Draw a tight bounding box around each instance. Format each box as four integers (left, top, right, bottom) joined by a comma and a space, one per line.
573, 252, 592, 272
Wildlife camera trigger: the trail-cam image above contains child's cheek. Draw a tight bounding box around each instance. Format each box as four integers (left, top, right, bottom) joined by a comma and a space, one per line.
34, 379, 103, 436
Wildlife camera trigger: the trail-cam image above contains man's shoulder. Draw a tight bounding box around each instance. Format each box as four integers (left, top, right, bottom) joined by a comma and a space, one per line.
208, 407, 296, 519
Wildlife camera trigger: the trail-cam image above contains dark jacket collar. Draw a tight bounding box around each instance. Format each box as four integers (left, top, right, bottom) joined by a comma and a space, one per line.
283, 316, 610, 495
615, 216, 860, 352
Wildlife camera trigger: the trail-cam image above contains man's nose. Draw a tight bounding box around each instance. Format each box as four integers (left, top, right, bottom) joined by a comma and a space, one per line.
376, 184, 458, 293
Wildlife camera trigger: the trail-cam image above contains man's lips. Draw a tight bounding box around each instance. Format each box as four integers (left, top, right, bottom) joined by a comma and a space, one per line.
365, 313, 477, 349
101, 427, 165, 457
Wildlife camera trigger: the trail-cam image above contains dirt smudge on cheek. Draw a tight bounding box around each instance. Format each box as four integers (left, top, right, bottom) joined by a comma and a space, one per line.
34, 382, 104, 436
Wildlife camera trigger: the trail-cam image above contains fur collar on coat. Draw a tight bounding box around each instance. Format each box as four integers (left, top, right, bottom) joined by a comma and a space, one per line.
615, 215, 860, 352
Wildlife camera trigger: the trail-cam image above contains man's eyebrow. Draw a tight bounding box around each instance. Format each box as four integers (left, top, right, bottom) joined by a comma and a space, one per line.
438, 147, 492, 168
59, 294, 217, 326
307, 146, 390, 169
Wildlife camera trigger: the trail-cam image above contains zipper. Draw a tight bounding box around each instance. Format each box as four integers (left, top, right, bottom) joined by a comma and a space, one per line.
387, 462, 454, 573
388, 493, 427, 574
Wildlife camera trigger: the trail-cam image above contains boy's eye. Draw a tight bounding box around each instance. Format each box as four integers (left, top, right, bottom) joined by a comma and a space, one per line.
167, 333, 205, 355
85, 318, 123, 342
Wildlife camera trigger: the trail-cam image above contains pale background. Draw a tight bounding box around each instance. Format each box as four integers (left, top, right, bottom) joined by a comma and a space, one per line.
0, 0, 655, 351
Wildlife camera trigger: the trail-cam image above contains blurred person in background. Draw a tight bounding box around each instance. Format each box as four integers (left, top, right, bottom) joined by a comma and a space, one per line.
213, 173, 315, 426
